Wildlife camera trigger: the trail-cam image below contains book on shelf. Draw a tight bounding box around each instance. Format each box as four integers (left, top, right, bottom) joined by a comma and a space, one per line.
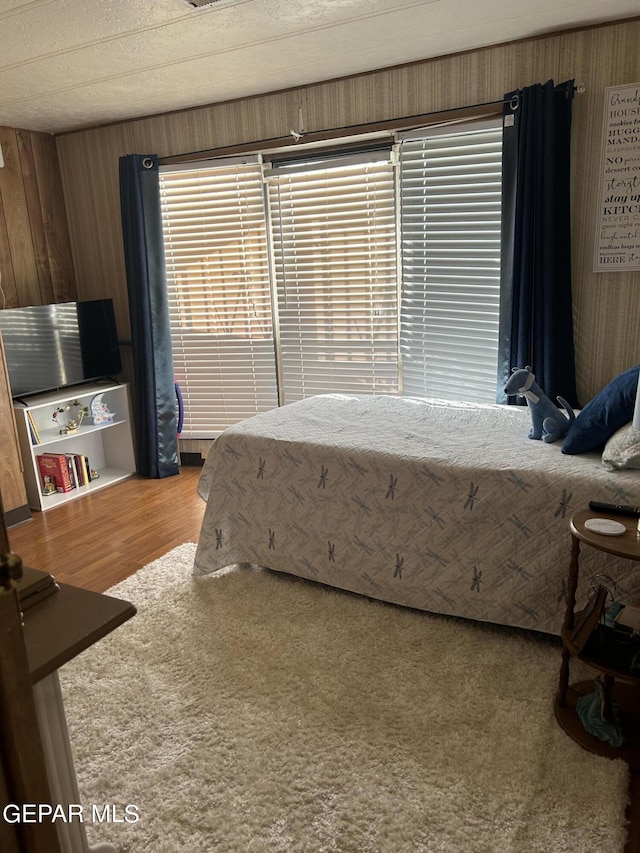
567, 584, 609, 655
66, 453, 92, 486
26, 410, 41, 444
81, 454, 92, 484
74, 454, 85, 485
74, 453, 84, 485
36, 453, 74, 493
65, 454, 78, 489
26, 417, 37, 445
614, 603, 640, 633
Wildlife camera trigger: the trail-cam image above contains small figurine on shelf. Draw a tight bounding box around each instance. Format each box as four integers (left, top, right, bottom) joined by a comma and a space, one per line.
41, 475, 57, 496
90, 393, 115, 425
52, 400, 90, 435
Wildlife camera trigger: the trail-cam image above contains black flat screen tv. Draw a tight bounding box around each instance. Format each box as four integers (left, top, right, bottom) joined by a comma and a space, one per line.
0, 299, 122, 399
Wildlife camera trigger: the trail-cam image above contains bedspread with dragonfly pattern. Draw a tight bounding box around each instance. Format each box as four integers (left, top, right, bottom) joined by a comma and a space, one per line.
194, 394, 640, 634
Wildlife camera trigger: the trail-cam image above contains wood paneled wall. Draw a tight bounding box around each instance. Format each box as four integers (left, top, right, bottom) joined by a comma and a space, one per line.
0, 126, 76, 521
0, 127, 76, 308
53, 19, 640, 405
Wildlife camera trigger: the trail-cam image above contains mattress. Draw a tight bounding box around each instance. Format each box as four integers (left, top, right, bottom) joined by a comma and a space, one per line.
194, 394, 640, 634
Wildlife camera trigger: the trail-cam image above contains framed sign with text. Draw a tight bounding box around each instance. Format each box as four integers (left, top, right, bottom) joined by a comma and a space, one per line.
594, 82, 640, 272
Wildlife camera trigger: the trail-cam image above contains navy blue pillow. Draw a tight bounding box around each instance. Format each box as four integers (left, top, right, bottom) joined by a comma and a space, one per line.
562, 365, 639, 455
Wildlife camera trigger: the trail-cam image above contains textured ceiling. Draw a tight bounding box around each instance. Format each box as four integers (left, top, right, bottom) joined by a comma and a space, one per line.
0, 0, 637, 134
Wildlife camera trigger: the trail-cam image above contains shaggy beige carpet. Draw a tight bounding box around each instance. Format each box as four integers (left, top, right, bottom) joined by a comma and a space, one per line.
61, 543, 629, 852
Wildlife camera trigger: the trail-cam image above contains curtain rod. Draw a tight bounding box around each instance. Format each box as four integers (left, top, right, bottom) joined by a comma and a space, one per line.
159, 82, 585, 167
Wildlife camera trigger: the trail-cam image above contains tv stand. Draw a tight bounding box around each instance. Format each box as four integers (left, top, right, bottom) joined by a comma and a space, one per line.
13, 382, 136, 512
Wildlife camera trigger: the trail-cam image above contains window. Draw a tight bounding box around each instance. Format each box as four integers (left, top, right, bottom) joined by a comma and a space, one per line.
399, 121, 503, 403
159, 117, 503, 438
266, 150, 398, 401
159, 158, 277, 437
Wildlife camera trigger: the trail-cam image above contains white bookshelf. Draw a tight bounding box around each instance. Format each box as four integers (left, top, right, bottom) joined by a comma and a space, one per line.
14, 381, 136, 511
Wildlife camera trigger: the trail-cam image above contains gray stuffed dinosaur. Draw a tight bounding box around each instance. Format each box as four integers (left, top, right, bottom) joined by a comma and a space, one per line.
504, 366, 575, 443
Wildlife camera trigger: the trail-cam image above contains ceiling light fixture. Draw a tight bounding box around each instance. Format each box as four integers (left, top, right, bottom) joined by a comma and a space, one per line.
183, 0, 229, 7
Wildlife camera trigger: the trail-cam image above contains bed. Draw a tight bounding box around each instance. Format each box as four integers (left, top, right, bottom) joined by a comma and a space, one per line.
194, 394, 640, 635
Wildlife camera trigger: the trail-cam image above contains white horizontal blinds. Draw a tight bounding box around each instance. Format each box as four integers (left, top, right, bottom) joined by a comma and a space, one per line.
159, 160, 278, 437
399, 120, 503, 403
267, 152, 398, 403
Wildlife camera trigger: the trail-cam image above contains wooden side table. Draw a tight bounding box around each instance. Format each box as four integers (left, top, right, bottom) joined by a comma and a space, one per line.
22, 575, 136, 853
556, 507, 640, 765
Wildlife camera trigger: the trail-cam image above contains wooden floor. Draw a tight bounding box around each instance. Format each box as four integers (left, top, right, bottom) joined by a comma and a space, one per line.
7, 466, 205, 592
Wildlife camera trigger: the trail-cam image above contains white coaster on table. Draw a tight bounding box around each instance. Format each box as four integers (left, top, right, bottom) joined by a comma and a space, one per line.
584, 517, 627, 536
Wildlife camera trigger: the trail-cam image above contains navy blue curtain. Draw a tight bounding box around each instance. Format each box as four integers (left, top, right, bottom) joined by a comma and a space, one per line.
119, 154, 179, 478
497, 79, 578, 408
